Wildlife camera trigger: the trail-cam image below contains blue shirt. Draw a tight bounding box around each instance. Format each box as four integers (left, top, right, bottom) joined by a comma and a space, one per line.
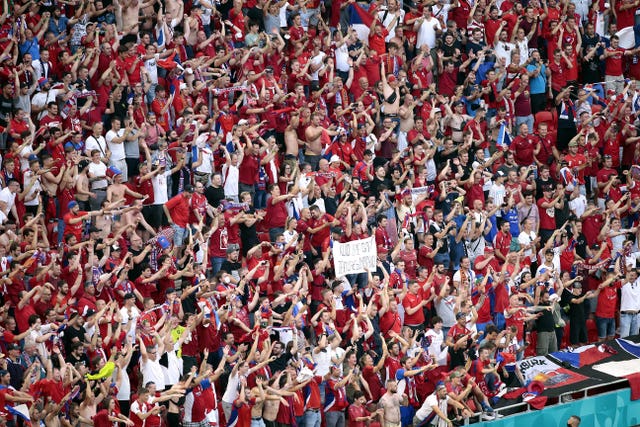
19, 37, 40, 60
526, 62, 547, 95
48, 16, 69, 36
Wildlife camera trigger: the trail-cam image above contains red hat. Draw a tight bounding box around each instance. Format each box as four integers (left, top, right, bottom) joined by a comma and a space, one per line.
388, 75, 397, 83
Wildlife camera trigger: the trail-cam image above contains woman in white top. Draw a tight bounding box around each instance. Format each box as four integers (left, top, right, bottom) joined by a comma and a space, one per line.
139, 339, 166, 391
222, 145, 243, 202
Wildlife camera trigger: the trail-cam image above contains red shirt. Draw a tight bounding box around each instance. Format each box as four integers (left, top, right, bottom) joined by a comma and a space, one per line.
511, 134, 537, 165
164, 193, 191, 227
605, 47, 625, 76
368, 29, 388, 56
596, 282, 620, 319
63, 210, 87, 241
537, 197, 556, 229
403, 292, 425, 326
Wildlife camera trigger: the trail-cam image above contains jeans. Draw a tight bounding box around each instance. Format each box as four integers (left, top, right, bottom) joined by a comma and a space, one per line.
476, 321, 493, 336
494, 312, 506, 331
211, 256, 226, 276
303, 409, 321, 427
171, 224, 187, 247
620, 312, 640, 338
515, 114, 534, 134
596, 316, 616, 339
325, 411, 345, 427
433, 252, 450, 269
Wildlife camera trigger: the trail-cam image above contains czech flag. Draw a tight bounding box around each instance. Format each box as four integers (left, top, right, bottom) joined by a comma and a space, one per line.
6, 404, 31, 425
348, 3, 376, 43
550, 344, 613, 368
496, 122, 512, 148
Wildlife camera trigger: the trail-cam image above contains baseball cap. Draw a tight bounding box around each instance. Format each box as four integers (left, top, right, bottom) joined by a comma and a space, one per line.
6, 343, 20, 351
329, 155, 341, 163
238, 119, 249, 126
68, 201, 78, 210
226, 243, 240, 253
124, 292, 135, 300
456, 312, 466, 320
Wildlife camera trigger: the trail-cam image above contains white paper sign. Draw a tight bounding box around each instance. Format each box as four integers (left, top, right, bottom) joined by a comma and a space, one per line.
517, 356, 561, 383
333, 236, 378, 276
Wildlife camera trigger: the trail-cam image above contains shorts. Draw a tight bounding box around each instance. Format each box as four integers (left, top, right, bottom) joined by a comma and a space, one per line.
596, 316, 616, 339
172, 224, 187, 246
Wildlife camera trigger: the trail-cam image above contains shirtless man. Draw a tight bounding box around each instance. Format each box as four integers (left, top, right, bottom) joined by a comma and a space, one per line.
398, 94, 416, 151
78, 379, 106, 426
41, 154, 67, 209
381, 62, 401, 118
304, 112, 339, 171
106, 172, 144, 205
378, 379, 407, 427
284, 111, 302, 159
121, 199, 156, 237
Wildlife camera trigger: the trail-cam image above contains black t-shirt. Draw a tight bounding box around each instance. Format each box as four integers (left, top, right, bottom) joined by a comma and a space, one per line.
0, 95, 13, 127
430, 222, 449, 254
561, 288, 586, 321
128, 248, 149, 282
62, 325, 87, 355
239, 208, 260, 254
535, 303, 555, 332
205, 185, 226, 208
574, 232, 588, 259
220, 260, 242, 277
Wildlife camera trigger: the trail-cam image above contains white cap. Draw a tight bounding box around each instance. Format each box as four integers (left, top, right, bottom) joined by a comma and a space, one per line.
179, 82, 188, 90
329, 155, 341, 163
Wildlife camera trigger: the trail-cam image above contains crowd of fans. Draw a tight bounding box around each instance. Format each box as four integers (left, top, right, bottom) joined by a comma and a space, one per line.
1, 0, 640, 425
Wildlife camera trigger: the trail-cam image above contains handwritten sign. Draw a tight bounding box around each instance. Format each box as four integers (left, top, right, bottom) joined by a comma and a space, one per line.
333, 236, 378, 276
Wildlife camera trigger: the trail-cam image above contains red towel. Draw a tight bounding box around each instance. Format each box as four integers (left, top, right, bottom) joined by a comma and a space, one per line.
503, 387, 525, 400
626, 373, 640, 400
527, 395, 548, 410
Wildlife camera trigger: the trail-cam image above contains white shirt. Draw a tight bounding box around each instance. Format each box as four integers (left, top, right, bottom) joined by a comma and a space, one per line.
144, 53, 160, 84
85, 135, 108, 157
489, 183, 506, 209
105, 128, 126, 161
119, 305, 140, 339
494, 40, 517, 66
141, 355, 166, 390
31, 89, 61, 120
88, 161, 108, 190
0, 187, 16, 215
196, 146, 214, 174
313, 348, 333, 378
378, 8, 405, 42
425, 328, 448, 366
515, 38, 529, 64
221, 371, 241, 403
19, 144, 34, 171
416, 17, 441, 49
22, 170, 41, 207
415, 393, 449, 426
518, 230, 537, 257
222, 163, 240, 197
309, 52, 327, 80
569, 194, 587, 218
334, 43, 350, 72
620, 279, 640, 311
152, 170, 171, 205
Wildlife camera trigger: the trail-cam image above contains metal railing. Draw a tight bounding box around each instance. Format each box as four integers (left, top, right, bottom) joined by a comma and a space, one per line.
457, 378, 630, 424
